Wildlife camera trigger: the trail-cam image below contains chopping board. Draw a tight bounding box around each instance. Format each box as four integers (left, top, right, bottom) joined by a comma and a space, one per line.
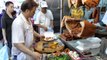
34, 41, 64, 53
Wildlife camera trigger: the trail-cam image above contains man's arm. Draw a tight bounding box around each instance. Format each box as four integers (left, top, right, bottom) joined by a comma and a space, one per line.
36, 24, 48, 31
1, 17, 7, 43
33, 30, 40, 37
14, 43, 41, 59
50, 20, 54, 29
33, 30, 44, 38
2, 29, 7, 43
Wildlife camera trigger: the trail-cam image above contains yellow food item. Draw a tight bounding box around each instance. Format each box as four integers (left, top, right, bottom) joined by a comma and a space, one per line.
49, 42, 58, 49
53, 42, 58, 45
51, 45, 56, 49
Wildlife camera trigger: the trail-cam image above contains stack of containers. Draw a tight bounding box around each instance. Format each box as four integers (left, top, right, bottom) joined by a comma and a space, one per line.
76, 37, 101, 53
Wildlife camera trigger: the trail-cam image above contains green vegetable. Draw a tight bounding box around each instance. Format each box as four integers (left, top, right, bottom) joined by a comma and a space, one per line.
48, 54, 72, 60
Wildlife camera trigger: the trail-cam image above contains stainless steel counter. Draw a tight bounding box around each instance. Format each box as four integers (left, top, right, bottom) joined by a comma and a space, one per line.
60, 37, 107, 60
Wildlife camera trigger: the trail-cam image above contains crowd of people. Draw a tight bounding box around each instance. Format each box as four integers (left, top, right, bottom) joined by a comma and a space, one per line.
0, 0, 54, 60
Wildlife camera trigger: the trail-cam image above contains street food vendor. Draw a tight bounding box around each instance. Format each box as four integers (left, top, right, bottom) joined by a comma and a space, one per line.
34, 1, 54, 35
12, 1, 42, 60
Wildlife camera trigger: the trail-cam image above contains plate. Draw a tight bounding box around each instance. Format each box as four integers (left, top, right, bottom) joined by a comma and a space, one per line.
42, 35, 57, 42
34, 40, 64, 53
43, 37, 54, 41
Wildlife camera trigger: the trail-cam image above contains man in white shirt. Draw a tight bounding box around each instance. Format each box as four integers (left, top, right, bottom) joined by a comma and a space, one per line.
12, 1, 42, 60
34, 1, 54, 35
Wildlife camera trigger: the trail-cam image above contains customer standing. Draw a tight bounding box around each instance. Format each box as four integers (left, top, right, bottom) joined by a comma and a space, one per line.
1, 1, 14, 55
12, 1, 41, 60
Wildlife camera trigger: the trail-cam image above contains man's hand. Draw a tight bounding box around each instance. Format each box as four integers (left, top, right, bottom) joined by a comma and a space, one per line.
4, 39, 7, 44
32, 52, 42, 60
43, 26, 48, 31
39, 35, 45, 38
36, 24, 48, 31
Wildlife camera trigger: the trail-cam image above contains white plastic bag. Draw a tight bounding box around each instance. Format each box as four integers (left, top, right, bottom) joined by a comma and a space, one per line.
0, 45, 9, 60
105, 48, 107, 55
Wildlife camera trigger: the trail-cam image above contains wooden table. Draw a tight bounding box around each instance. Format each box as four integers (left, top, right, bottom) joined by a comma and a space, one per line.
35, 39, 64, 53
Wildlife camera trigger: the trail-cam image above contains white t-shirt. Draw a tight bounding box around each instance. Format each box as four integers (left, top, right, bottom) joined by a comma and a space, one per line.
12, 13, 34, 60
34, 9, 54, 34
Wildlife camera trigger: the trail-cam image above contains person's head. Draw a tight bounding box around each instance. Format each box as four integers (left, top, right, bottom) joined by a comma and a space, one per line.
40, 1, 48, 14
21, 1, 38, 18
5, 1, 14, 13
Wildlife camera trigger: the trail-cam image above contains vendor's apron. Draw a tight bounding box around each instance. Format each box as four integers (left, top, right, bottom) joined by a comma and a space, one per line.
39, 16, 52, 35
17, 20, 34, 60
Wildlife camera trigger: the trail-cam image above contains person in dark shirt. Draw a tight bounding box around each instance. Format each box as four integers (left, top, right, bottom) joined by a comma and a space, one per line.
0, 13, 3, 40
1, 1, 14, 55
0, 10, 5, 40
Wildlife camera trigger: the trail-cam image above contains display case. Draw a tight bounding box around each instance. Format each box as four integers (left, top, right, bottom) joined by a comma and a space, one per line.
36, 37, 88, 60
59, 37, 107, 60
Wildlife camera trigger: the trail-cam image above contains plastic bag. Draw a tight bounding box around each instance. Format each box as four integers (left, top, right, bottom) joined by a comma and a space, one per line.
0, 45, 9, 60
105, 48, 107, 55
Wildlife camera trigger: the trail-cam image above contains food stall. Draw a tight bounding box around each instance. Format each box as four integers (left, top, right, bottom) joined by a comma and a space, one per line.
58, 0, 107, 60
32, 0, 107, 60
1, 0, 107, 60
33, 31, 86, 60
